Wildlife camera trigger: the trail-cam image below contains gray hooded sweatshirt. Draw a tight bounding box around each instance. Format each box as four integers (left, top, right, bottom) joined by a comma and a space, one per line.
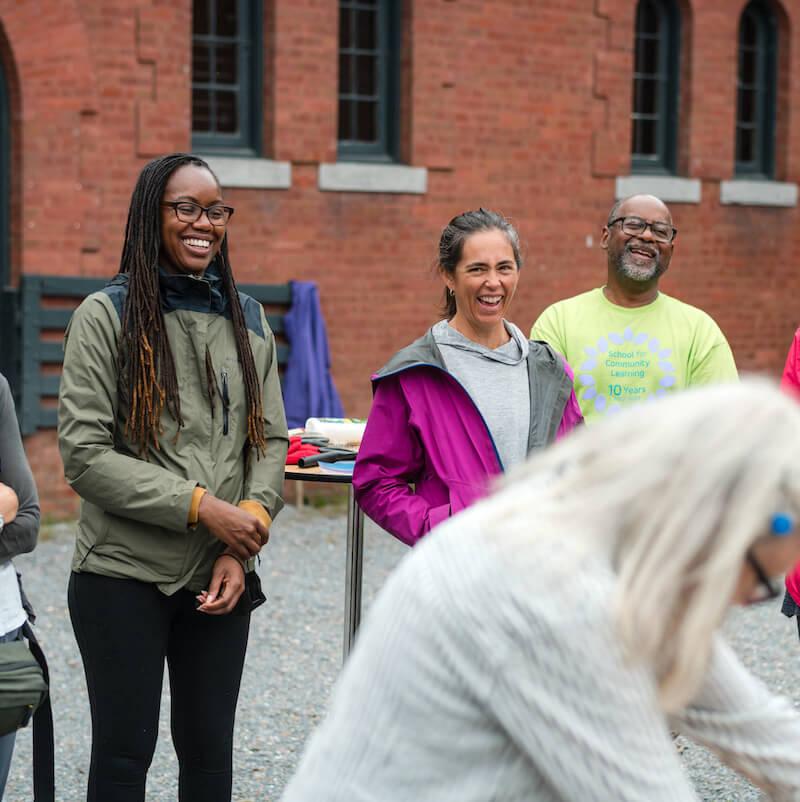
432, 319, 530, 469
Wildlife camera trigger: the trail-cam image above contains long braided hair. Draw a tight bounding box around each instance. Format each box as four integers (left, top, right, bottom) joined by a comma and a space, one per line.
118, 152, 267, 458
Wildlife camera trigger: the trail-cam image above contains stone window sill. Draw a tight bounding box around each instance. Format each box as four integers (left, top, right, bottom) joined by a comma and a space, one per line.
318, 162, 428, 194
615, 175, 701, 204
200, 156, 291, 189
720, 179, 797, 207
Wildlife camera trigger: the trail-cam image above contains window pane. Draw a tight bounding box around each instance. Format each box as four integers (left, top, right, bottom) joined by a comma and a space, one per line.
740, 10, 757, 48
340, 6, 352, 49
339, 54, 353, 94
355, 54, 377, 96
634, 78, 660, 116
738, 87, 756, 123
338, 0, 396, 157
633, 118, 657, 156
355, 9, 377, 50
637, 0, 660, 36
217, 0, 238, 37
635, 37, 659, 75
736, 127, 755, 163
192, 0, 258, 149
740, 47, 757, 84
338, 99, 352, 141
354, 100, 377, 142
193, 43, 211, 83
193, 0, 210, 36
216, 91, 238, 133
193, 89, 212, 132
216, 43, 238, 83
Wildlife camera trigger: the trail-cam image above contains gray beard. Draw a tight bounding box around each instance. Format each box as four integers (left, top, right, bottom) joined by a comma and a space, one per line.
613, 247, 664, 283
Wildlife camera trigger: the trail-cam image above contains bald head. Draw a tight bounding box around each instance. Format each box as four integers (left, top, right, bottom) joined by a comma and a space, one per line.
607, 194, 672, 226
601, 194, 676, 298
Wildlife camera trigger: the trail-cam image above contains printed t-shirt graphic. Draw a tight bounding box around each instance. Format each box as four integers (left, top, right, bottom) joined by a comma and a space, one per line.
531, 288, 738, 423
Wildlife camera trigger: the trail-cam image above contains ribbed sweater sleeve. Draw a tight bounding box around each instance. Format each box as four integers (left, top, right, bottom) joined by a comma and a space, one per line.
671, 636, 800, 801
282, 519, 800, 802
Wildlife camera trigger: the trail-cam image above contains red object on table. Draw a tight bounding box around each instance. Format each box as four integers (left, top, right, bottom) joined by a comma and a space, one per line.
286, 435, 320, 465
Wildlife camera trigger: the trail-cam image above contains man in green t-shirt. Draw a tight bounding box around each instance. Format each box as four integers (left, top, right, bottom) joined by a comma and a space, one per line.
531, 194, 738, 423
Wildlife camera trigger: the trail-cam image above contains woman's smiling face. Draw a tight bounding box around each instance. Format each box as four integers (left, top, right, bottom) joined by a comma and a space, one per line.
443, 228, 520, 346
159, 164, 226, 276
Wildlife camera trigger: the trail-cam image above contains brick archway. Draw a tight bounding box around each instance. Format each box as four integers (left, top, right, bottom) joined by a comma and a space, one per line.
0, 34, 8, 291
0, 4, 99, 390
0, 19, 18, 384
0, 1, 100, 277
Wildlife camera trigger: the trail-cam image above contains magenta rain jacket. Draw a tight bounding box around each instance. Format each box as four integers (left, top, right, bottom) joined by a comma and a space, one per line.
781, 329, 800, 605
352, 328, 583, 546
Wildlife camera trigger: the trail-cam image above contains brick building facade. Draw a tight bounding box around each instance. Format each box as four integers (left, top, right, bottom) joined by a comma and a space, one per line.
0, 0, 798, 516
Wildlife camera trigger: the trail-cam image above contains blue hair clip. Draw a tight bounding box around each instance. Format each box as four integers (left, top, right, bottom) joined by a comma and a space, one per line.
771, 513, 794, 536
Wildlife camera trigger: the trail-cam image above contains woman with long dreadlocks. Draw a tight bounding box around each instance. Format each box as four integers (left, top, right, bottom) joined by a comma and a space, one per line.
57, 153, 289, 802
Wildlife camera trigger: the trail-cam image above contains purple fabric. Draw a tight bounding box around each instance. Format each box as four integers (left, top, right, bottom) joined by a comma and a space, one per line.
556, 360, 583, 438
781, 329, 800, 604
281, 281, 344, 429
352, 367, 500, 547
354, 360, 583, 548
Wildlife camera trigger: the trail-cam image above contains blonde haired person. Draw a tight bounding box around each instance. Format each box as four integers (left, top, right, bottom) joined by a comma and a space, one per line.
283, 379, 800, 802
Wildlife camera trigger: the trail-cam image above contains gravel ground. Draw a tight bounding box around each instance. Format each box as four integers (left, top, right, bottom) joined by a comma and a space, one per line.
3, 503, 799, 801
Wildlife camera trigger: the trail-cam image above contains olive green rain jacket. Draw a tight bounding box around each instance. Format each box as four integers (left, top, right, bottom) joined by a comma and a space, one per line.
57, 265, 289, 594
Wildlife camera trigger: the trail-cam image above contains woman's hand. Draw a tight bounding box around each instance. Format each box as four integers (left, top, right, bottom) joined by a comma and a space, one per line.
197, 494, 267, 560
196, 553, 245, 615
0, 483, 19, 524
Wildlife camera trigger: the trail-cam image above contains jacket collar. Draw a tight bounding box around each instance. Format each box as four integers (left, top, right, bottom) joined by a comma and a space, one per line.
157, 259, 228, 315
373, 329, 445, 380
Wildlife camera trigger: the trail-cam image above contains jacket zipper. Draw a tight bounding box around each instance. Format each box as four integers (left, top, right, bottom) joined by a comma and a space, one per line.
221, 369, 230, 435
78, 544, 96, 570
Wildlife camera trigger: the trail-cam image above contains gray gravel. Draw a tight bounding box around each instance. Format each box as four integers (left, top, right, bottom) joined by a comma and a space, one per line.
3, 504, 799, 801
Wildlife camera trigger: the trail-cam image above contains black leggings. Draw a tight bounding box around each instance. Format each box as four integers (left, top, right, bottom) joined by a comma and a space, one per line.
68, 571, 250, 802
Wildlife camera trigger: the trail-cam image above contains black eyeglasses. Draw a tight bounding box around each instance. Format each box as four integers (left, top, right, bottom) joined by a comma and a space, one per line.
608, 216, 677, 244
745, 549, 782, 604
162, 201, 234, 227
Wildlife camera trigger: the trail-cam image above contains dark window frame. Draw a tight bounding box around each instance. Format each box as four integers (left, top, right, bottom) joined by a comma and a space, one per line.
631, 0, 681, 175
0, 54, 8, 290
337, 0, 401, 163
191, 0, 263, 156
0, 54, 17, 393
735, 0, 777, 178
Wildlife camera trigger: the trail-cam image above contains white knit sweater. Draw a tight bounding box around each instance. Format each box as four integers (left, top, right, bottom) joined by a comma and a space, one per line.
282, 506, 800, 802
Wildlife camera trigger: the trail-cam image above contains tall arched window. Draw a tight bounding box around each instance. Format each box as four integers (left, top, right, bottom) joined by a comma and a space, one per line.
0, 53, 12, 385
0, 55, 8, 292
338, 0, 401, 162
631, 0, 681, 174
191, 0, 262, 154
735, 0, 777, 177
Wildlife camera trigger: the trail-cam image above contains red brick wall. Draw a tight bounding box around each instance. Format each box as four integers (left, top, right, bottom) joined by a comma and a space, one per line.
1, 0, 798, 516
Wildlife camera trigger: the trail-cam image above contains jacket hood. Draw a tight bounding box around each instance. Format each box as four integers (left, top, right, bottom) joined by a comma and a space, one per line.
374, 324, 562, 382
431, 319, 528, 366
373, 329, 446, 381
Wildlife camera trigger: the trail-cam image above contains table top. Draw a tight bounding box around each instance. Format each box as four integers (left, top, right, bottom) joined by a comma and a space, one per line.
284, 464, 354, 485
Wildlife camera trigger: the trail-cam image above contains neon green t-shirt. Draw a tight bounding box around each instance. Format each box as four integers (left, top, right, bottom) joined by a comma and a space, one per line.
531, 288, 738, 423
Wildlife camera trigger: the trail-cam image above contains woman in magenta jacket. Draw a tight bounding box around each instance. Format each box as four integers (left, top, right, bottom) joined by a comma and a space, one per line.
782, 329, 800, 618
352, 209, 582, 547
